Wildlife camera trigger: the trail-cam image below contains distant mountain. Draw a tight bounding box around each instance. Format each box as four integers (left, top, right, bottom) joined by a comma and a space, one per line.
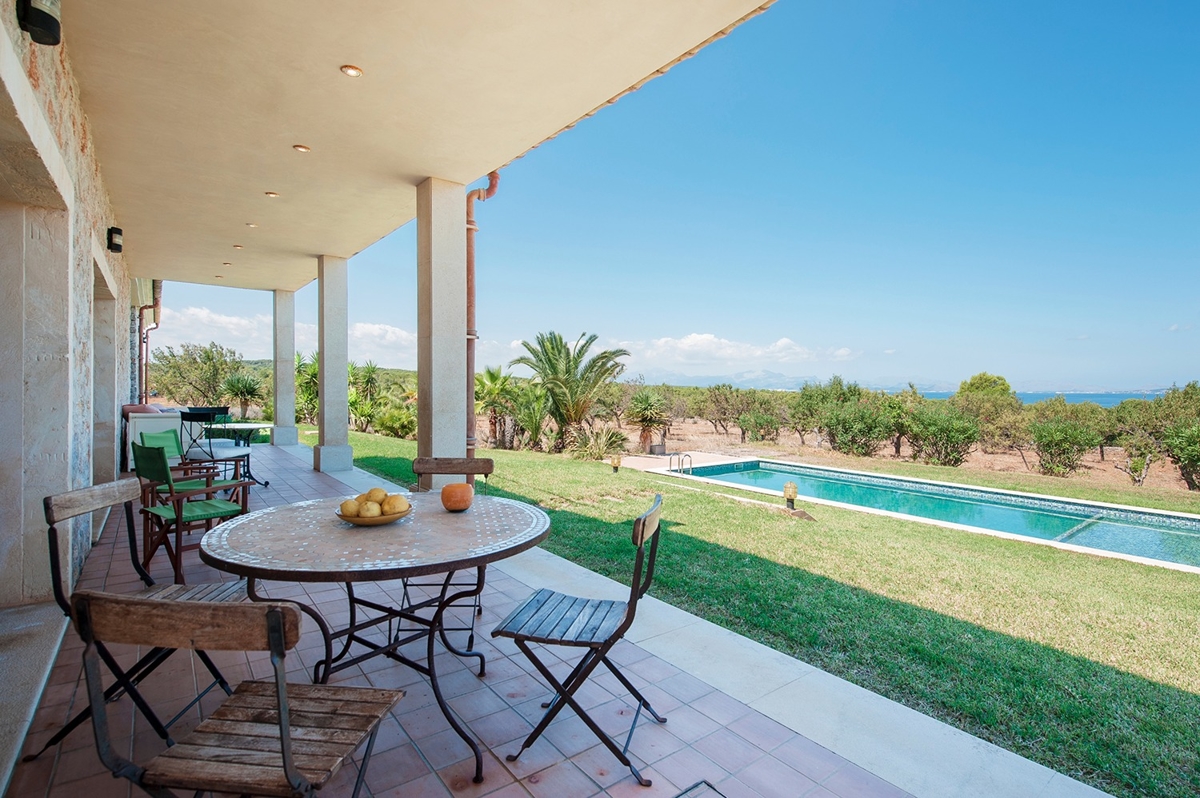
635, 369, 820, 390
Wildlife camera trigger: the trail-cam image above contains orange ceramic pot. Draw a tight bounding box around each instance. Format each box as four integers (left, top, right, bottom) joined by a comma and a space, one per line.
441, 483, 474, 512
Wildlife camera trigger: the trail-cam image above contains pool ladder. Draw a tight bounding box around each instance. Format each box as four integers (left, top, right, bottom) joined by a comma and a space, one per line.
668, 453, 693, 474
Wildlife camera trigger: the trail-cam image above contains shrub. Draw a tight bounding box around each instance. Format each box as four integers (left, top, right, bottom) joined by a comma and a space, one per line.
1163, 423, 1200, 491
906, 405, 979, 467
1030, 420, 1101, 476
571, 427, 628, 460
821, 400, 892, 457
375, 405, 417, 439
737, 411, 781, 442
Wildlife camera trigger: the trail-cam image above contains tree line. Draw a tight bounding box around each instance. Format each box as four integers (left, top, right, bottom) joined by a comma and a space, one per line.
149, 341, 1200, 490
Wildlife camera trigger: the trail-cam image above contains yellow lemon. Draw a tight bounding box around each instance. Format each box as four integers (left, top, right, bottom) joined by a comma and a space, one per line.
366, 487, 388, 504
354, 492, 370, 504
339, 500, 360, 517
381, 494, 409, 515
359, 501, 382, 518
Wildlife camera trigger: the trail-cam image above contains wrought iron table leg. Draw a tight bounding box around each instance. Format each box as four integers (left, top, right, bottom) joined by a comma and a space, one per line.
428, 566, 489, 783
246, 578, 334, 684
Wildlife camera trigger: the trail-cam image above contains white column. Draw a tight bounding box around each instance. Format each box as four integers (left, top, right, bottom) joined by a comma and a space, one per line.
271, 289, 299, 446
313, 255, 352, 472
416, 177, 467, 490
0, 203, 27, 606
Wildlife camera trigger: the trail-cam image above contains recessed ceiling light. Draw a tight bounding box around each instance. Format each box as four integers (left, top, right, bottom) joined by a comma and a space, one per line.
340, 64, 363, 77
233, 244, 243, 249
222, 262, 232, 267
246, 222, 258, 227
292, 144, 311, 153
264, 192, 279, 198
215, 274, 224, 279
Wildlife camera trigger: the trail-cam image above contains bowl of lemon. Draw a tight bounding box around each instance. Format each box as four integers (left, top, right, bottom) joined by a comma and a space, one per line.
336, 487, 412, 527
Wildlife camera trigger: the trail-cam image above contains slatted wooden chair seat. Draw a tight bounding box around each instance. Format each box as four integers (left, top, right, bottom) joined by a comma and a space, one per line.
73, 590, 403, 798
493, 495, 667, 787
141, 681, 400, 797
492, 588, 628, 646
25, 479, 245, 764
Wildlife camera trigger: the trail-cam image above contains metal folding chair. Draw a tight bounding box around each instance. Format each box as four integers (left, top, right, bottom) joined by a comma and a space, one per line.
24, 479, 242, 762
492, 494, 667, 786
72, 590, 403, 797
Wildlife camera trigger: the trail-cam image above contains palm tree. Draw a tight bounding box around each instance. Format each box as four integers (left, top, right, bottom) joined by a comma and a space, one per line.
510, 332, 629, 451
626, 388, 669, 453
510, 382, 551, 451
474, 366, 514, 448
295, 352, 320, 423
222, 372, 264, 419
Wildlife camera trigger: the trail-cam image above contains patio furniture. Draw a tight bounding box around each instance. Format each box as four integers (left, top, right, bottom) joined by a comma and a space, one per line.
407, 456, 496, 648
179, 409, 270, 487
140, 428, 250, 512
132, 441, 249, 584
220, 420, 274, 446
199, 492, 550, 784
25, 478, 241, 762
493, 494, 667, 787
71, 589, 403, 798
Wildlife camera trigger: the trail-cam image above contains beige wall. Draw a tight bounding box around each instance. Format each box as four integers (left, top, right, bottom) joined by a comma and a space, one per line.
0, 10, 132, 605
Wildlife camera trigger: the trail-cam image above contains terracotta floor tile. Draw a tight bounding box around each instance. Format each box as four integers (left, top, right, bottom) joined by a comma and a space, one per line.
734, 754, 817, 798
522, 760, 601, 798
691, 728, 765, 774
773, 736, 846, 784
820, 763, 909, 798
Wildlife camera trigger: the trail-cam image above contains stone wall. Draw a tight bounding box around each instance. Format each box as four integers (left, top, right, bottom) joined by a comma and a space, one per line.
0, 9, 133, 605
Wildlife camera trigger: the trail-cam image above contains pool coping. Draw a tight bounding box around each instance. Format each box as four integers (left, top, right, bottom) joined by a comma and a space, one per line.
649, 457, 1200, 576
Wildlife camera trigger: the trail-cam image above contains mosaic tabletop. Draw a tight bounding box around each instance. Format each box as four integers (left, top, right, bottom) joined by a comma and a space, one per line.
200, 494, 550, 582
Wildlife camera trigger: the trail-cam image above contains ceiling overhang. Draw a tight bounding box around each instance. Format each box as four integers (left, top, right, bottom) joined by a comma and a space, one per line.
63, 1, 772, 292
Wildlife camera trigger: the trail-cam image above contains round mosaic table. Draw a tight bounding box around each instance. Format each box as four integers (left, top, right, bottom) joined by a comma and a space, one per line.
200, 492, 550, 784
200, 494, 549, 582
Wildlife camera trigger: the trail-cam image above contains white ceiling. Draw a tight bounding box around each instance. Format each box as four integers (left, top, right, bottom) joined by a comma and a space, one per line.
63, 1, 770, 291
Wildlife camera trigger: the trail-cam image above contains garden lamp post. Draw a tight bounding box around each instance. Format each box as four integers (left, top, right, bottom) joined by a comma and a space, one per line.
783, 481, 798, 511
611, 454, 621, 474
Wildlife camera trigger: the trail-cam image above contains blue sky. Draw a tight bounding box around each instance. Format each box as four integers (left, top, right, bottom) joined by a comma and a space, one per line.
155, 1, 1198, 391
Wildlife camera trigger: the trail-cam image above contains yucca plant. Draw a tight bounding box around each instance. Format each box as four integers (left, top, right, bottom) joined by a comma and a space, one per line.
222, 372, 263, 419
571, 426, 628, 460
625, 388, 669, 453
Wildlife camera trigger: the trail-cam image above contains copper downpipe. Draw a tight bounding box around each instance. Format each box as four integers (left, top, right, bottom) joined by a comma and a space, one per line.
136, 280, 162, 403
465, 171, 500, 480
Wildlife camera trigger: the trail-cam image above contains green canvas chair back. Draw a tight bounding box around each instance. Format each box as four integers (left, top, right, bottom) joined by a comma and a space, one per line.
140, 429, 184, 460
131, 442, 175, 489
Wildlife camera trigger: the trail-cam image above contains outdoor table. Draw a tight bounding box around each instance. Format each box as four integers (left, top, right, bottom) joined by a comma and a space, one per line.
219, 421, 274, 446
199, 493, 550, 783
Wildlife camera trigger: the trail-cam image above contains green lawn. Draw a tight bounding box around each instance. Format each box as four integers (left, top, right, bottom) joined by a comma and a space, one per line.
308, 431, 1200, 797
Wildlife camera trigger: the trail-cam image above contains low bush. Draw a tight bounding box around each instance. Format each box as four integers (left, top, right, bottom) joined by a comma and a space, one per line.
1163, 423, 1200, 491
821, 400, 892, 457
907, 404, 979, 467
571, 426, 628, 460
374, 405, 417, 439
1030, 420, 1101, 476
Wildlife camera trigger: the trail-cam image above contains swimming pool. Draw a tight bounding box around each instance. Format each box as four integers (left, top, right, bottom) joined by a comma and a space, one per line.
668, 459, 1200, 570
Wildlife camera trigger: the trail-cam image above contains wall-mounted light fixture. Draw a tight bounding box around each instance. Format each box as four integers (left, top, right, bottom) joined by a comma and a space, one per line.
16, 0, 61, 46
106, 226, 123, 253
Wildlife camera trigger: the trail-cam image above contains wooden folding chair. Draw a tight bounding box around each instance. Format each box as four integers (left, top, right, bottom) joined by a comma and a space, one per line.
492, 495, 667, 786
140, 428, 250, 513
73, 590, 404, 797
25, 479, 243, 762
406, 457, 496, 651
132, 441, 250, 584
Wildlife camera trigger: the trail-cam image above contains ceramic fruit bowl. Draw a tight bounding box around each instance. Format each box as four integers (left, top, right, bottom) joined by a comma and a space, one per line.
335, 506, 412, 526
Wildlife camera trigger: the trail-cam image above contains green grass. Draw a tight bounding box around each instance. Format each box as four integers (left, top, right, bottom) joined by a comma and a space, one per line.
307, 431, 1200, 797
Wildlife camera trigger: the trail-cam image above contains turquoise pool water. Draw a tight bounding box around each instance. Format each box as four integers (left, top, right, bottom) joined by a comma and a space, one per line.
685, 460, 1200, 568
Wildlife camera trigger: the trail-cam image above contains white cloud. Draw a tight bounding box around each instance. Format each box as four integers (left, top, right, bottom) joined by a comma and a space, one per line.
1168, 323, 1193, 333
638, 333, 817, 365
153, 307, 273, 358
883, 349, 897, 355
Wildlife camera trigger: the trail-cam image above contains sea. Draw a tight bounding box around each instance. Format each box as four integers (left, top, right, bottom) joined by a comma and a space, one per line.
920, 391, 1167, 408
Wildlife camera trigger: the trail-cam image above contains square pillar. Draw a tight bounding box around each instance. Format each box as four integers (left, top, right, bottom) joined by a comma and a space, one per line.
313, 255, 352, 472
416, 177, 467, 490
271, 289, 299, 446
